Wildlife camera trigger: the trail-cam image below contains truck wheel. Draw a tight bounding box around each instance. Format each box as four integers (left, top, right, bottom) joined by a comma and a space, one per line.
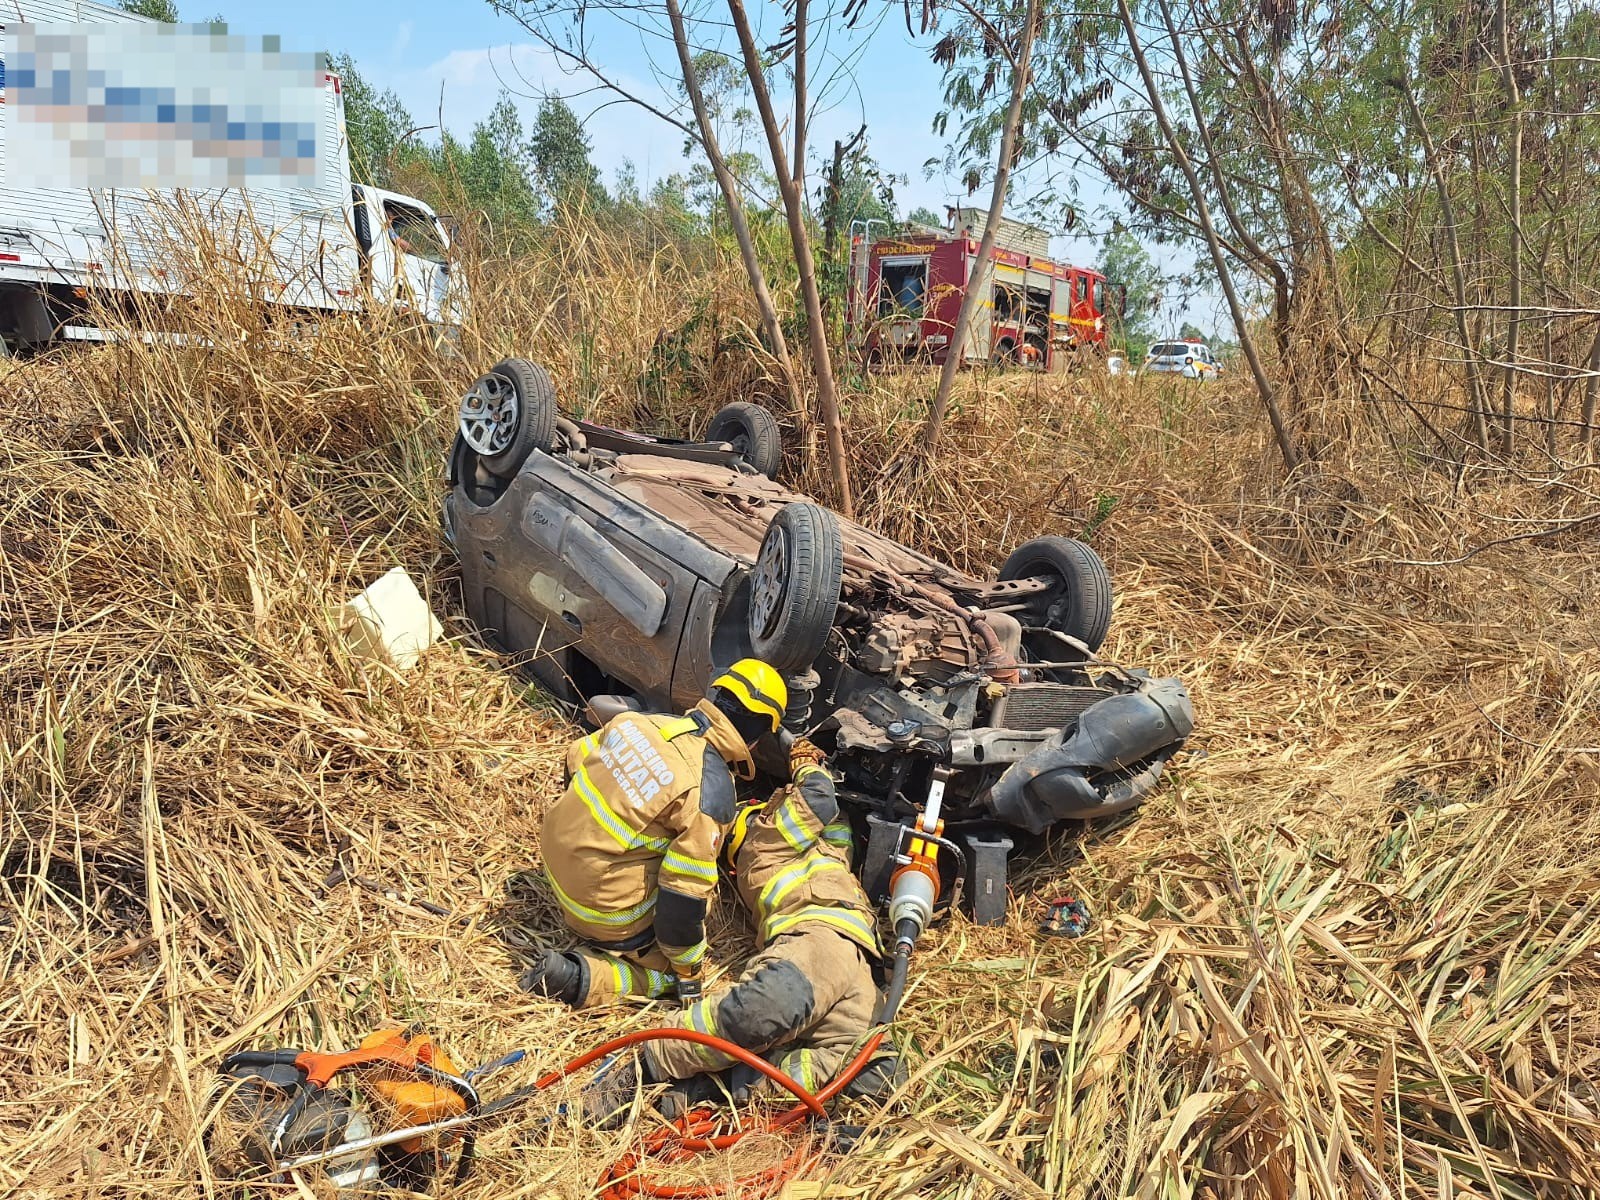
998, 536, 1113, 652
459, 357, 557, 479
707, 401, 783, 479
748, 503, 843, 673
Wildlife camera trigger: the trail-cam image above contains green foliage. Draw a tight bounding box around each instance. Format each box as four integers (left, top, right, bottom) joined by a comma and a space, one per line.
1096, 229, 1162, 356
676, 52, 774, 219
120, 0, 180, 20
530, 97, 605, 208
462, 94, 539, 224
825, 159, 896, 231
906, 205, 946, 229
331, 52, 417, 189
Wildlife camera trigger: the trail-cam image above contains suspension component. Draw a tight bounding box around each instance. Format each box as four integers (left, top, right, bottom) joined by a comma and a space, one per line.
781, 669, 820, 734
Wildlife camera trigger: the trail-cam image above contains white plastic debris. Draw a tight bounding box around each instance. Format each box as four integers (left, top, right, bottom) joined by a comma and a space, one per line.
336, 568, 442, 671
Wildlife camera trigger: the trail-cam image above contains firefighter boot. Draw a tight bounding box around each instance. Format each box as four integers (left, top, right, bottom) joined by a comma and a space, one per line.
519, 950, 586, 1007
843, 1049, 907, 1100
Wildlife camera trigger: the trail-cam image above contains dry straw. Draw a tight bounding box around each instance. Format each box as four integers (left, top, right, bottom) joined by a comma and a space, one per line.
2, 212, 1597, 1198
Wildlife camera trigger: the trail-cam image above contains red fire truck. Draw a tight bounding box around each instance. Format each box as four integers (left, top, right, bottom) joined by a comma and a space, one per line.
848, 210, 1117, 370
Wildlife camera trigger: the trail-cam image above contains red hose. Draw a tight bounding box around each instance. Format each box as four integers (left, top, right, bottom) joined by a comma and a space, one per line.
530, 1025, 887, 1199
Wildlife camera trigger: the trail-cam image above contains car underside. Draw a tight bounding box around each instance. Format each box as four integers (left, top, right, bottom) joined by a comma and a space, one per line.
445, 358, 1194, 922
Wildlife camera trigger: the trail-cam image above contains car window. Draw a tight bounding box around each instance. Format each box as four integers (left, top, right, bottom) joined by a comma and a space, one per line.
384, 202, 447, 264
1092, 276, 1105, 312
1151, 342, 1187, 356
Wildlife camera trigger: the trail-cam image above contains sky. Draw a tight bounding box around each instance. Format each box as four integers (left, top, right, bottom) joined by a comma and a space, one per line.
213, 0, 1223, 336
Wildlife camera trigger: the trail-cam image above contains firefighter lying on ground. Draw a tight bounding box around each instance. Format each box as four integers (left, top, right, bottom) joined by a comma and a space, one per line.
520, 659, 788, 1010
581, 738, 903, 1120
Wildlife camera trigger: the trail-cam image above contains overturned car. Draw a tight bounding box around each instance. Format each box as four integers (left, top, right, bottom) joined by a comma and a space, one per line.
444, 358, 1194, 923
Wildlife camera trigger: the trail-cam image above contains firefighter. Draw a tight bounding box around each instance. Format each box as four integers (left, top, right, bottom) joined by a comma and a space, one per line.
520, 659, 788, 1010
582, 738, 901, 1119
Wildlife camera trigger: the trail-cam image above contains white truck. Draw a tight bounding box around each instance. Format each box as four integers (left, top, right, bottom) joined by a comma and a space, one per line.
0, 0, 461, 353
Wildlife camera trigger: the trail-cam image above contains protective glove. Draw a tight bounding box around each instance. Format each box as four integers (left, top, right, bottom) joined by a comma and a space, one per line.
672, 972, 703, 1009
789, 737, 828, 777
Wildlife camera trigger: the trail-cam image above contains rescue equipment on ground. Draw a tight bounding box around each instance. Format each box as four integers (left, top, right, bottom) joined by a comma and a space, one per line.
214, 983, 915, 1198
214, 1027, 478, 1189
1041, 894, 1092, 938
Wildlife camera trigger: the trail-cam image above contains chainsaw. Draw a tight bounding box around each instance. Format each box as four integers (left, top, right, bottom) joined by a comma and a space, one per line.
214, 1026, 489, 1190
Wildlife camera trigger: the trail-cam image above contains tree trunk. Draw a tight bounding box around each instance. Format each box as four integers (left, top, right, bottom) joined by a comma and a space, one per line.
1497, 0, 1523, 456
821, 137, 846, 326
1400, 82, 1492, 451
1115, 0, 1299, 472
792, 0, 808, 192
923, 0, 1042, 453
665, 0, 806, 432
726, 0, 853, 516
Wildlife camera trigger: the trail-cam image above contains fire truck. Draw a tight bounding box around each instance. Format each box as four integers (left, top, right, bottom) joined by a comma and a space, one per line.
847, 209, 1117, 370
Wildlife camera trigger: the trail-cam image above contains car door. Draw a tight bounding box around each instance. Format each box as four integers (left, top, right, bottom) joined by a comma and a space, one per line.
517, 457, 739, 704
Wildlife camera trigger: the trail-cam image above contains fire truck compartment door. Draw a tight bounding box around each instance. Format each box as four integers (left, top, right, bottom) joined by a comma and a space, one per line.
1052, 277, 1075, 330
967, 253, 993, 360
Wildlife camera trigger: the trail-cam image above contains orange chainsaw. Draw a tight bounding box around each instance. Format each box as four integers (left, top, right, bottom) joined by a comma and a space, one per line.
217, 1026, 482, 1189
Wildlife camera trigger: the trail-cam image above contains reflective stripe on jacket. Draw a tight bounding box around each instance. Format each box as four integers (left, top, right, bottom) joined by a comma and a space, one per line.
734, 767, 881, 958
542, 699, 752, 951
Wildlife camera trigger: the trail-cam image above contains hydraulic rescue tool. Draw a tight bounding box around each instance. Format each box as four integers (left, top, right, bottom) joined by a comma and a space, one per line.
216, 1017, 912, 1198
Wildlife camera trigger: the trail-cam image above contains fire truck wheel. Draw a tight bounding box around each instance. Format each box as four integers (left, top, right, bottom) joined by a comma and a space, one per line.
998, 536, 1113, 653
460, 357, 558, 479
992, 339, 1018, 366
707, 402, 784, 479
748, 503, 843, 673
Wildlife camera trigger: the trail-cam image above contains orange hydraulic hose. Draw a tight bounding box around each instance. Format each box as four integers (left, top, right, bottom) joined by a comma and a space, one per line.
536, 1025, 888, 1200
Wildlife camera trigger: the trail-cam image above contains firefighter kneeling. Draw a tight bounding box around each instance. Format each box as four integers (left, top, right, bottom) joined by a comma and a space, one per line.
522, 660, 787, 1010
581, 739, 903, 1120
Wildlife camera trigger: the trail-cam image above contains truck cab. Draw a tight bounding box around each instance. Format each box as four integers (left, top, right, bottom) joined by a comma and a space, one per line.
352, 185, 461, 331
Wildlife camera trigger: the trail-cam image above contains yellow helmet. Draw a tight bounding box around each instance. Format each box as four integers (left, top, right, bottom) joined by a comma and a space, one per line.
710, 659, 788, 734
721, 802, 761, 874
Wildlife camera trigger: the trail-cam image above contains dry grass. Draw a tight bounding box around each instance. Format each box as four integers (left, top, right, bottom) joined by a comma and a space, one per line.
3, 217, 1598, 1199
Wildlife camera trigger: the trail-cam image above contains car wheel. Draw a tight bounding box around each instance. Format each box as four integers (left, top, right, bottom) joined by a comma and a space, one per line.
998, 536, 1113, 652
449, 431, 504, 508
748, 502, 843, 673
707, 401, 783, 479
458, 357, 558, 479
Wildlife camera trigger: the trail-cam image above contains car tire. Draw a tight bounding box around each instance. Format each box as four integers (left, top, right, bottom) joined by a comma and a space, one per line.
707, 401, 783, 479
748, 502, 843, 673
459, 357, 558, 479
998, 536, 1113, 652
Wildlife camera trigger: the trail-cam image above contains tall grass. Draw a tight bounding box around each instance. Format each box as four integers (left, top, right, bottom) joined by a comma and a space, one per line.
2, 210, 1596, 1198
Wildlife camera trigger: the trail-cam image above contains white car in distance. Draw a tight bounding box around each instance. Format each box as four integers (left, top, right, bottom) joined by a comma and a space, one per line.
1143, 339, 1222, 380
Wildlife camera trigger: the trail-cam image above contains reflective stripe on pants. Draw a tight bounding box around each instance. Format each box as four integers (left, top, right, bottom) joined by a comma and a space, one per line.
644, 927, 875, 1088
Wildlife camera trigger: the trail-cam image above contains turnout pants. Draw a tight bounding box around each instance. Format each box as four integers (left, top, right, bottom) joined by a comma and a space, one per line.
572, 942, 676, 1010
644, 927, 877, 1094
